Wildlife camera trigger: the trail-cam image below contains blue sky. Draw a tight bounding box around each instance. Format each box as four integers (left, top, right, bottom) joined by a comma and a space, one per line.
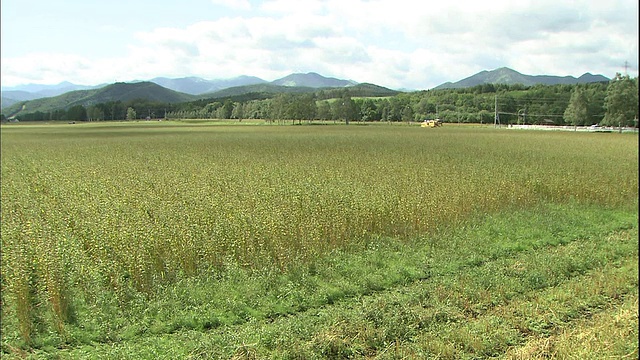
1, 0, 638, 90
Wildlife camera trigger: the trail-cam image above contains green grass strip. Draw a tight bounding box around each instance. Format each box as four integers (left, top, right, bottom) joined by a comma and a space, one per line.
3, 202, 635, 359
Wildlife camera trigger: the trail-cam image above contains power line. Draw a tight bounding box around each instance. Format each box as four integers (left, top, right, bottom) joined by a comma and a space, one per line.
508, 98, 570, 104
498, 111, 564, 118
498, 97, 571, 104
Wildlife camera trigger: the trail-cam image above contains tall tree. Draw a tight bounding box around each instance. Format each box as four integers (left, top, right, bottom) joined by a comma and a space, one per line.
109, 101, 125, 120
221, 99, 234, 119
603, 73, 638, 128
335, 91, 356, 124
269, 93, 290, 122
563, 87, 588, 128
87, 105, 104, 121
401, 105, 414, 122
584, 83, 607, 125
359, 99, 378, 121
286, 94, 316, 123
231, 102, 244, 121
203, 102, 221, 118
126, 107, 137, 120
316, 101, 331, 120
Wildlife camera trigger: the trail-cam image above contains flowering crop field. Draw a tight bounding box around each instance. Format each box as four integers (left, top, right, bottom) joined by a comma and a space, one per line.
1, 122, 638, 356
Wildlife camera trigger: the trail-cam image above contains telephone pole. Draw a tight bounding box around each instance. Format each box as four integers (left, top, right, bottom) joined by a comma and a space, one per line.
624, 61, 629, 75
494, 95, 499, 127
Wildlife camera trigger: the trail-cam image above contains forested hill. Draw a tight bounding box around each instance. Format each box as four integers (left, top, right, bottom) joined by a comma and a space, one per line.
200, 83, 318, 100
435, 67, 609, 89
2, 82, 196, 118
202, 82, 399, 101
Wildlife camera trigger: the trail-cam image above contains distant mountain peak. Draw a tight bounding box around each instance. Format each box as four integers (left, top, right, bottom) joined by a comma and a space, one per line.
149, 76, 267, 95
271, 72, 357, 88
434, 67, 609, 90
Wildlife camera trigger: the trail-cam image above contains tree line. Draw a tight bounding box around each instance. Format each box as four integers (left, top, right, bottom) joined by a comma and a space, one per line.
8, 74, 638, 127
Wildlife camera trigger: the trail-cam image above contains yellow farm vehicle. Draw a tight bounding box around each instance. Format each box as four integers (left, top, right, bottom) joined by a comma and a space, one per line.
421, 119, 442, 128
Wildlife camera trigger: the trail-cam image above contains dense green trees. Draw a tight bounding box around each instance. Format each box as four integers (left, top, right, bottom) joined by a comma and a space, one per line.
67, 105, 87, 121
564, 87, 589, 128
359, 99, 378, 121
332, 92, 357, 124
603, 73, 639, 128
87, 105, 105, 121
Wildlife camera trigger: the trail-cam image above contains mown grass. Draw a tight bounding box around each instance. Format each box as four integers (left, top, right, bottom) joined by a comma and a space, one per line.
1, 122, 637, 357
4, 202, 634, 359
504, 294, 638, 359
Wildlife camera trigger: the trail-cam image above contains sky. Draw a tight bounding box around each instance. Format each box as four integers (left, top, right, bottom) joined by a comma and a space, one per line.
1, 0, 638, 90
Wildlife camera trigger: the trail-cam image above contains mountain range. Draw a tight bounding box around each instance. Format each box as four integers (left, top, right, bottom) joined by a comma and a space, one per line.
148, 75, 266, 95
434, 67, 609, 90
1, 68, 611, 116
1, 72, 360, 111
2, 72, 355, 103
1, 73, 396, 117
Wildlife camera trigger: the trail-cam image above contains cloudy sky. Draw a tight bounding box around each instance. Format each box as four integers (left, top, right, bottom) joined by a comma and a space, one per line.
1, 0, 638, 90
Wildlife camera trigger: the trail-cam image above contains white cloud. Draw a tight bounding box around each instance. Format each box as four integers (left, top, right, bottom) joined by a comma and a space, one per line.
1, 53, 97, 85
0, 0, 637, 89
259, 0, 326, 15
210, 0, 252, 11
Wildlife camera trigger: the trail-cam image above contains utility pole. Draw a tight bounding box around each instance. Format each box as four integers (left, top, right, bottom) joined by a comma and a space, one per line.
494, 95, 499, 127
624, 61, 629, 75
